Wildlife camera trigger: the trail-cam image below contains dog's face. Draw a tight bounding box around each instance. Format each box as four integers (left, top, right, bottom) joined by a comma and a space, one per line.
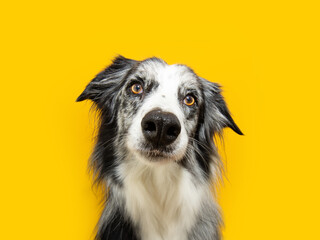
77, 56, 242, 166
123, 58, 202, 162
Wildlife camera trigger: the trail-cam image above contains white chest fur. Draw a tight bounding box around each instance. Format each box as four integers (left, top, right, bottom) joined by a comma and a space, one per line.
120, 159, 206, 240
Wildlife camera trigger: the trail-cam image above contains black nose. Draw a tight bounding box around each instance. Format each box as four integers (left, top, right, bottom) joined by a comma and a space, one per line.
141, 109, 181, 147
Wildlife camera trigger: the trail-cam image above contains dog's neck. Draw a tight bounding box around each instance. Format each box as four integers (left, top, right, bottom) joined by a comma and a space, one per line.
117, 156, 208, 240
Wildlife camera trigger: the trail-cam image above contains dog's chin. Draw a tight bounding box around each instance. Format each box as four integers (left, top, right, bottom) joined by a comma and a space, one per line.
133, 145, 185, 164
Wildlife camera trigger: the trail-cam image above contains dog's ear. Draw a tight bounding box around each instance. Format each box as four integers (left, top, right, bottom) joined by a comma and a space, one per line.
76, 55, 137, 108
199, 77, 243, 136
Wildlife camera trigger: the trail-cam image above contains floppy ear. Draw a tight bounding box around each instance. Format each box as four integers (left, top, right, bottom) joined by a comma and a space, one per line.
76, 55, 137, 108
199, 77, 243, 136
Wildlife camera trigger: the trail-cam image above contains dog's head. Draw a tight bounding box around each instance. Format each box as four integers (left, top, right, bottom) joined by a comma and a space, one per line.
77, 56, 242, 169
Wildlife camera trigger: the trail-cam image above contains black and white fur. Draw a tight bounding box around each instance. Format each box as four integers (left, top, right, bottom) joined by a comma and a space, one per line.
77, 56, 243, 240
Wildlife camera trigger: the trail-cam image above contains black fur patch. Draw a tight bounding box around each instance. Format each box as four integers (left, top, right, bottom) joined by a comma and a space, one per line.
96, 207, 139, 240
77, 56, 138, 185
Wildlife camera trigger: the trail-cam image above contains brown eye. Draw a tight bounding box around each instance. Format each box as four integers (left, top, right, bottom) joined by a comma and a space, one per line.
184, 95, 195, 106
131, 83, 143, 94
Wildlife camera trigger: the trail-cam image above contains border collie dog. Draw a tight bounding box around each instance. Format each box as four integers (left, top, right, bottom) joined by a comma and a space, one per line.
77, 56, 243, 240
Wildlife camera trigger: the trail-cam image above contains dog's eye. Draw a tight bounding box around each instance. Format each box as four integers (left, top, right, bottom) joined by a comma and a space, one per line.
184, 95, 195, 106
131, 83, 143, 94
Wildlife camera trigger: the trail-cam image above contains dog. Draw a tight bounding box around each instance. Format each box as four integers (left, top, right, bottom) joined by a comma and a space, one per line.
76, 56, 243, 240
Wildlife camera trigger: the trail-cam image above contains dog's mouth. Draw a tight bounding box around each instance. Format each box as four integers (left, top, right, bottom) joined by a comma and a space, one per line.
136, 143, 179, 161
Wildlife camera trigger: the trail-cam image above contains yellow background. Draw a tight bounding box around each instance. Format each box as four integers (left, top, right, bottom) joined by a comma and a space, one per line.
1, 0, 319, 239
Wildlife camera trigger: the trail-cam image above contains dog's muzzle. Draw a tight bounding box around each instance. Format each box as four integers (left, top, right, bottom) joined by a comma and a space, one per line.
141, 109, 181, 148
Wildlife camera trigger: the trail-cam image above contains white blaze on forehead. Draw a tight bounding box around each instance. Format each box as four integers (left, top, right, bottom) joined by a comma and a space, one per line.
139, 62, 196, 118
